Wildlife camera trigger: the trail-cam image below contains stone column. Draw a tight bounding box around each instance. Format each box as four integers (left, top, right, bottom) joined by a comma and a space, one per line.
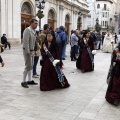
1, 0, 7, 35
59, 5, 64, 26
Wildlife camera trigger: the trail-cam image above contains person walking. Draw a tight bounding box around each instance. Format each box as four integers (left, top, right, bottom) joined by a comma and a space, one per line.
70, 30, 79, 61
76, 31, 96, 72
102, 33, 113, 53
106, 43, 120, 106
96, 32, 102, 50
55, 26, 67, 67
32, 31, 42, 78
21, 19, 38, 88
40, 31, 70, 91
62, 28, 68, 60
41, 24, 50, 41
114, 33, 117, 44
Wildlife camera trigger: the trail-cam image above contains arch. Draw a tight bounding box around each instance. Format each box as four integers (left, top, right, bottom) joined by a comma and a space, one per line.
48, 8, 57, 20
65, 14, 71, 23
97, 4, 100, 9
21, 0, 35, 40
48, 8, 57, 31
65, 14, 71, 36
21, 0, 35, 16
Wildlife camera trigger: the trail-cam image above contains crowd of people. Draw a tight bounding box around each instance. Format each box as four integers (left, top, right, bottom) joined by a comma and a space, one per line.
1, 18, 120, 106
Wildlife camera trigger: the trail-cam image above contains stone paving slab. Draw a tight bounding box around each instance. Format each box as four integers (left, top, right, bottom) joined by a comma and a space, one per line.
0, 45, 119, 120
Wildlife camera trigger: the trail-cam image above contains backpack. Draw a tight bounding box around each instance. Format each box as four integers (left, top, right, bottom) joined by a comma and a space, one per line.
55, 33, 62, 44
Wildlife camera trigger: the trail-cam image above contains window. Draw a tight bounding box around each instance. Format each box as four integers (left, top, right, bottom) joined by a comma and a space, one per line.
103, 21, 104, 26
97, 4, 100, 9
102, 12, 104, 17
105, 21, 107, 27
104, 4, 107, 10
105, 21, 108, 27
106, 12, 107, 17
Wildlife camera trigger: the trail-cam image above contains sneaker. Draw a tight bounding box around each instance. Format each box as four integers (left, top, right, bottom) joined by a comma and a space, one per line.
32, 75, 39, 78
27, 80, 38, 85
21, 82, 29, 88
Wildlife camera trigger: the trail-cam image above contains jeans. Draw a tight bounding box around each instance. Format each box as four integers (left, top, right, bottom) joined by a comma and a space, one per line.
96, 41, 101, 49
33, 56, 39, 75
62, 41, 67, 59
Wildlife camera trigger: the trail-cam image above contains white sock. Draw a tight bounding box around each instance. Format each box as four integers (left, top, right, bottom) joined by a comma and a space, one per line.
23, 70, 28, 83
28, 70, 32, 81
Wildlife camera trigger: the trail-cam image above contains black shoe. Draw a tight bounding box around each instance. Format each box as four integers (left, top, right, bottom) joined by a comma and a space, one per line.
21, 82, 29, 88
27, 80, 38, 85
62, 58, 66, 60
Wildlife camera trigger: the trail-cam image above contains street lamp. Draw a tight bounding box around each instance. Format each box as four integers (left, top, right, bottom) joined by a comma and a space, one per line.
95, 18, 101, 32
77, 11, 82, 30
35, 0, 46, 31
96, 18, 99, 24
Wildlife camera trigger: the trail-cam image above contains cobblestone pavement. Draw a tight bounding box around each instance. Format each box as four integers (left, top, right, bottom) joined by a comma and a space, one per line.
0, 45, 120, 120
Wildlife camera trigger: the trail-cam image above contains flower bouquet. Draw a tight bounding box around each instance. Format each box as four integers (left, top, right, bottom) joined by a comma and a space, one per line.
92, 50, 97, 55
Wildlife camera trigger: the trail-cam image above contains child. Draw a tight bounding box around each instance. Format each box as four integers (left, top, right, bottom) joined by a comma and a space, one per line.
40, 31, 70, 91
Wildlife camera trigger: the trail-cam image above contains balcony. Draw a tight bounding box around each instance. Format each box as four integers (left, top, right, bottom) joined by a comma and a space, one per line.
102, 7, 109, 11
96, 0, 113, 4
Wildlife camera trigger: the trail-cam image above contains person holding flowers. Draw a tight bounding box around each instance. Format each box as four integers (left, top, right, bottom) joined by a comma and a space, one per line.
76, 30, 96, 72
40, 31, 70, 91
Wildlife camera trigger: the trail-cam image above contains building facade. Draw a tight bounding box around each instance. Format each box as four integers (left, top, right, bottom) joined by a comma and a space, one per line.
0, 0, 36, 44
87, 0, 117, 33
0, 0, 89, 44
37, 0, 89, 36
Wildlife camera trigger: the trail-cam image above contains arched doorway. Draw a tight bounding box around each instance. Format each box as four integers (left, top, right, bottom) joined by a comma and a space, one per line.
21, 2, 33, 39
48, 9, 56, 31
77, 17, 82, 30
65, 14, 70, 36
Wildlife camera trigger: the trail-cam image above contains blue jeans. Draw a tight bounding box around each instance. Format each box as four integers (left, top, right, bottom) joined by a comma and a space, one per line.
33, 56, 39, 75
62, 41, 67, 59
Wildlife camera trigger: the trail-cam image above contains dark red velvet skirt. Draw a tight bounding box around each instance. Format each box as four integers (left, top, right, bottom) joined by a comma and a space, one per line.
105, 76, 120, 105
40, 59, 70, 91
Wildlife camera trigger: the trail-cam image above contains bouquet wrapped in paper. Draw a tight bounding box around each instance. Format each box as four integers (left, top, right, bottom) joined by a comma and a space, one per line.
53, 59, 60, 66
92, 50, 97, 55
111, 39, 114, 43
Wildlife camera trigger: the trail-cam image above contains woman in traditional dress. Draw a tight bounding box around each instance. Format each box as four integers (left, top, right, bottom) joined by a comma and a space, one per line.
105, 43, 120, 106
76, 31, 96, 73
102, 33, 114, 53
40, 31, 70, 91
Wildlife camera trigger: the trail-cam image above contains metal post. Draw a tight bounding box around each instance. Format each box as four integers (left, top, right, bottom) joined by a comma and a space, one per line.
39, 18, 41, 31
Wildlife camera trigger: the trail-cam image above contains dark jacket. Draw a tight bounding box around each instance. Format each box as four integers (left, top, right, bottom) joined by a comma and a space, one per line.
1, 36, 7, 44
96, 34, 102, 41
55, 29, 67, 46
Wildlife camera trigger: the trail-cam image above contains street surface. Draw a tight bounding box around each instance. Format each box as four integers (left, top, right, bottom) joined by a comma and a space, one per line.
0, 45, 120, 120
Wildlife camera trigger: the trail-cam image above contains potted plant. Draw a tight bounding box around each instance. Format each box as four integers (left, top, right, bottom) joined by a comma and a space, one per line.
36, 12, 44, 19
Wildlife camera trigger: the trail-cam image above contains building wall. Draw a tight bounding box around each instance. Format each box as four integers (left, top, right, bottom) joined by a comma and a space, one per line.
87, 0, 117, 33
36, 0, 89, 32
0, 0, 89, 43
0, 0, 35, 44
